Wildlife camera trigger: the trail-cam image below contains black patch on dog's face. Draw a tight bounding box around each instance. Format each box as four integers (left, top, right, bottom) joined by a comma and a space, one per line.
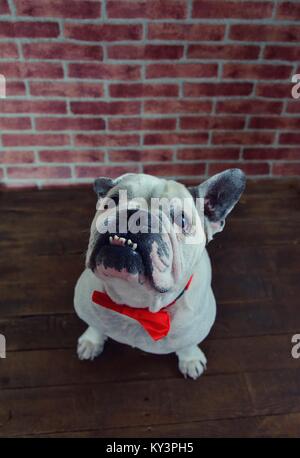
89, 230, 170, 291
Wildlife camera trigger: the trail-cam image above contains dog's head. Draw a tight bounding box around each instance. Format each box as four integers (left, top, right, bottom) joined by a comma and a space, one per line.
86, 169, 245, 310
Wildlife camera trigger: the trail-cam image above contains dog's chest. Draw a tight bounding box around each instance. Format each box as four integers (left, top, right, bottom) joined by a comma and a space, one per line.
86, 292, 215, 354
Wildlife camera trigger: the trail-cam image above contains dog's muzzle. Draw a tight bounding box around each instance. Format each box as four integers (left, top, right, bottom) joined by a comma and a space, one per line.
89, 208, 174, 292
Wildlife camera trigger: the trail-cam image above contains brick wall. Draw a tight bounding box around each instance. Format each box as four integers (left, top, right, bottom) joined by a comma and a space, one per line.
0, 0, 299, 188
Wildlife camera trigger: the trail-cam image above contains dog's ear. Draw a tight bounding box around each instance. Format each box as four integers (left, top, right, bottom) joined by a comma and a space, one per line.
189, 168, 246, 240
93, 177, 115, 199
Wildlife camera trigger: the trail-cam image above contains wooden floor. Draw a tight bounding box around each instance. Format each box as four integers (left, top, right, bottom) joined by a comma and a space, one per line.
0, 179, 300, 437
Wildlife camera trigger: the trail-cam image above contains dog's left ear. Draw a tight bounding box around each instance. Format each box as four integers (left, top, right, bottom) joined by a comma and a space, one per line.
93, 177, 115, 199
189, 168, 246, 240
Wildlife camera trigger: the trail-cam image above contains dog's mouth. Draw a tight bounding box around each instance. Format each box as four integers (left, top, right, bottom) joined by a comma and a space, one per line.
89, 231, 174, 293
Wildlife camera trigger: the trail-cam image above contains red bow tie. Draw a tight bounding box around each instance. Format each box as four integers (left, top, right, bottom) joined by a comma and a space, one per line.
92, 276, 193, 341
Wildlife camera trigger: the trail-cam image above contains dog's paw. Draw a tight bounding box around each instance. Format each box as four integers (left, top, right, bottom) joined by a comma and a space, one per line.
77, 338, 103, 361
177, 347, 207, 380
77, 326, 106, 361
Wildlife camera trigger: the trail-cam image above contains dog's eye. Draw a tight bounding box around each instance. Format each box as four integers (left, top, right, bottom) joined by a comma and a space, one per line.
109, 193, 119, 206
174, 212, 190, 234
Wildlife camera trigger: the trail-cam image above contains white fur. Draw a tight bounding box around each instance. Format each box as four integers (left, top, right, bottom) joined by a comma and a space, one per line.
74, 173, 223, 380
74, 248, 216, 378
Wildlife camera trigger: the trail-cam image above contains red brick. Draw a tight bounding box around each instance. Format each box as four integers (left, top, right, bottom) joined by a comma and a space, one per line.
71, 101, 141, 116
36, 117, 105, 131
216, 100, 282, 115
0, 0, 10, 14
256, 83, 291, 99
7, 166, 71, 179
193, 1, 272, 19
144, 163, 205, 177
209, 162, 270, 176
148, 23, 224, 41
15, 0, 101, 19
6, 81, 26, 96
144, 133, 208, 146
145, 100, 212, 114
0, 117, 31, 130
0, 62, 63, 79
76, 165, 139, 178
107, 1, 186, 19
65, 23, 142, 41
75, 134, 140, 147
68, 63, 141, 80
265, 46, 300, 61
0, 100, 66, 114
244, 148, 300, 160
0, 21, 59, 38
287, 101, 300, 114
276, 2, 300, 20
273, 163, 300, 176
223, 63, 292, 80
108, 45, 183, 60
0, 42, 19, 58
188, 44, 259, 60
184, 82, 253, 97
2, 134, 70, 147
230, 24, 300, 42
39, 150, 105, 163
0, 151, 34, 163
109, 149, 174, 162
279, 133, 300, 144
212, 131, 274, 146
30, 82, 103, 98
23, 42, 102, 61
177, 148, 240, 161
146, 63, 217, 79
109, 83, 178, 98
180, 116, 245, 130
108, 118, 176, 131
250, 117, 300, 130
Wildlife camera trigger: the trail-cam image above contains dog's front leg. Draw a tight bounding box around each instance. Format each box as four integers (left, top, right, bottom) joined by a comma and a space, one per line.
176, 344, 207, 380
77, 326, 107, 361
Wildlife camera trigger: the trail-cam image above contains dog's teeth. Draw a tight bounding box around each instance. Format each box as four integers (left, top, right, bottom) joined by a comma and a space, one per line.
114, 235, 119, 240
132, 243, 137, 250
119, 237, 126, 245
109, 236, 113, 244
127, 239, 133, 246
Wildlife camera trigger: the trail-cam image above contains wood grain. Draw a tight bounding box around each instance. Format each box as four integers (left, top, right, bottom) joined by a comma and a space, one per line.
0, 179, 300, 437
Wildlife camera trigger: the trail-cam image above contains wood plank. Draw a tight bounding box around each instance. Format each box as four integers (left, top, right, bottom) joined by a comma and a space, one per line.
0, 254, 83, 284
1, 270, 297, 319
37, 412, 300, 438
1, 245, 299, 291
1, 218, 298, 256
1, 368, 300, 437
0, 180, 299, 438
0, 314, 85, 351
0, 374, 253, 437
0, 281, 74, 316
2, 292, 300, 351
0, 231, 87, 256
0, 187, 93, 209
209, 244, 300, 275
0, 333, 299, 389
220, 219, 300, 246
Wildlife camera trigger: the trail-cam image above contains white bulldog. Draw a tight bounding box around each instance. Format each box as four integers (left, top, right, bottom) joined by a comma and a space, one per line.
74, 169, 246, 379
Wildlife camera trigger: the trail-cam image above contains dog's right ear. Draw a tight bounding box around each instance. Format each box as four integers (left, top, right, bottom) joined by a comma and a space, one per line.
93, 177, 115, 199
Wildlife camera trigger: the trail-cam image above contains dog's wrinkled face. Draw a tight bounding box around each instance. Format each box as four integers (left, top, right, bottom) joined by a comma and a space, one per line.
86, 169, 245, 309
